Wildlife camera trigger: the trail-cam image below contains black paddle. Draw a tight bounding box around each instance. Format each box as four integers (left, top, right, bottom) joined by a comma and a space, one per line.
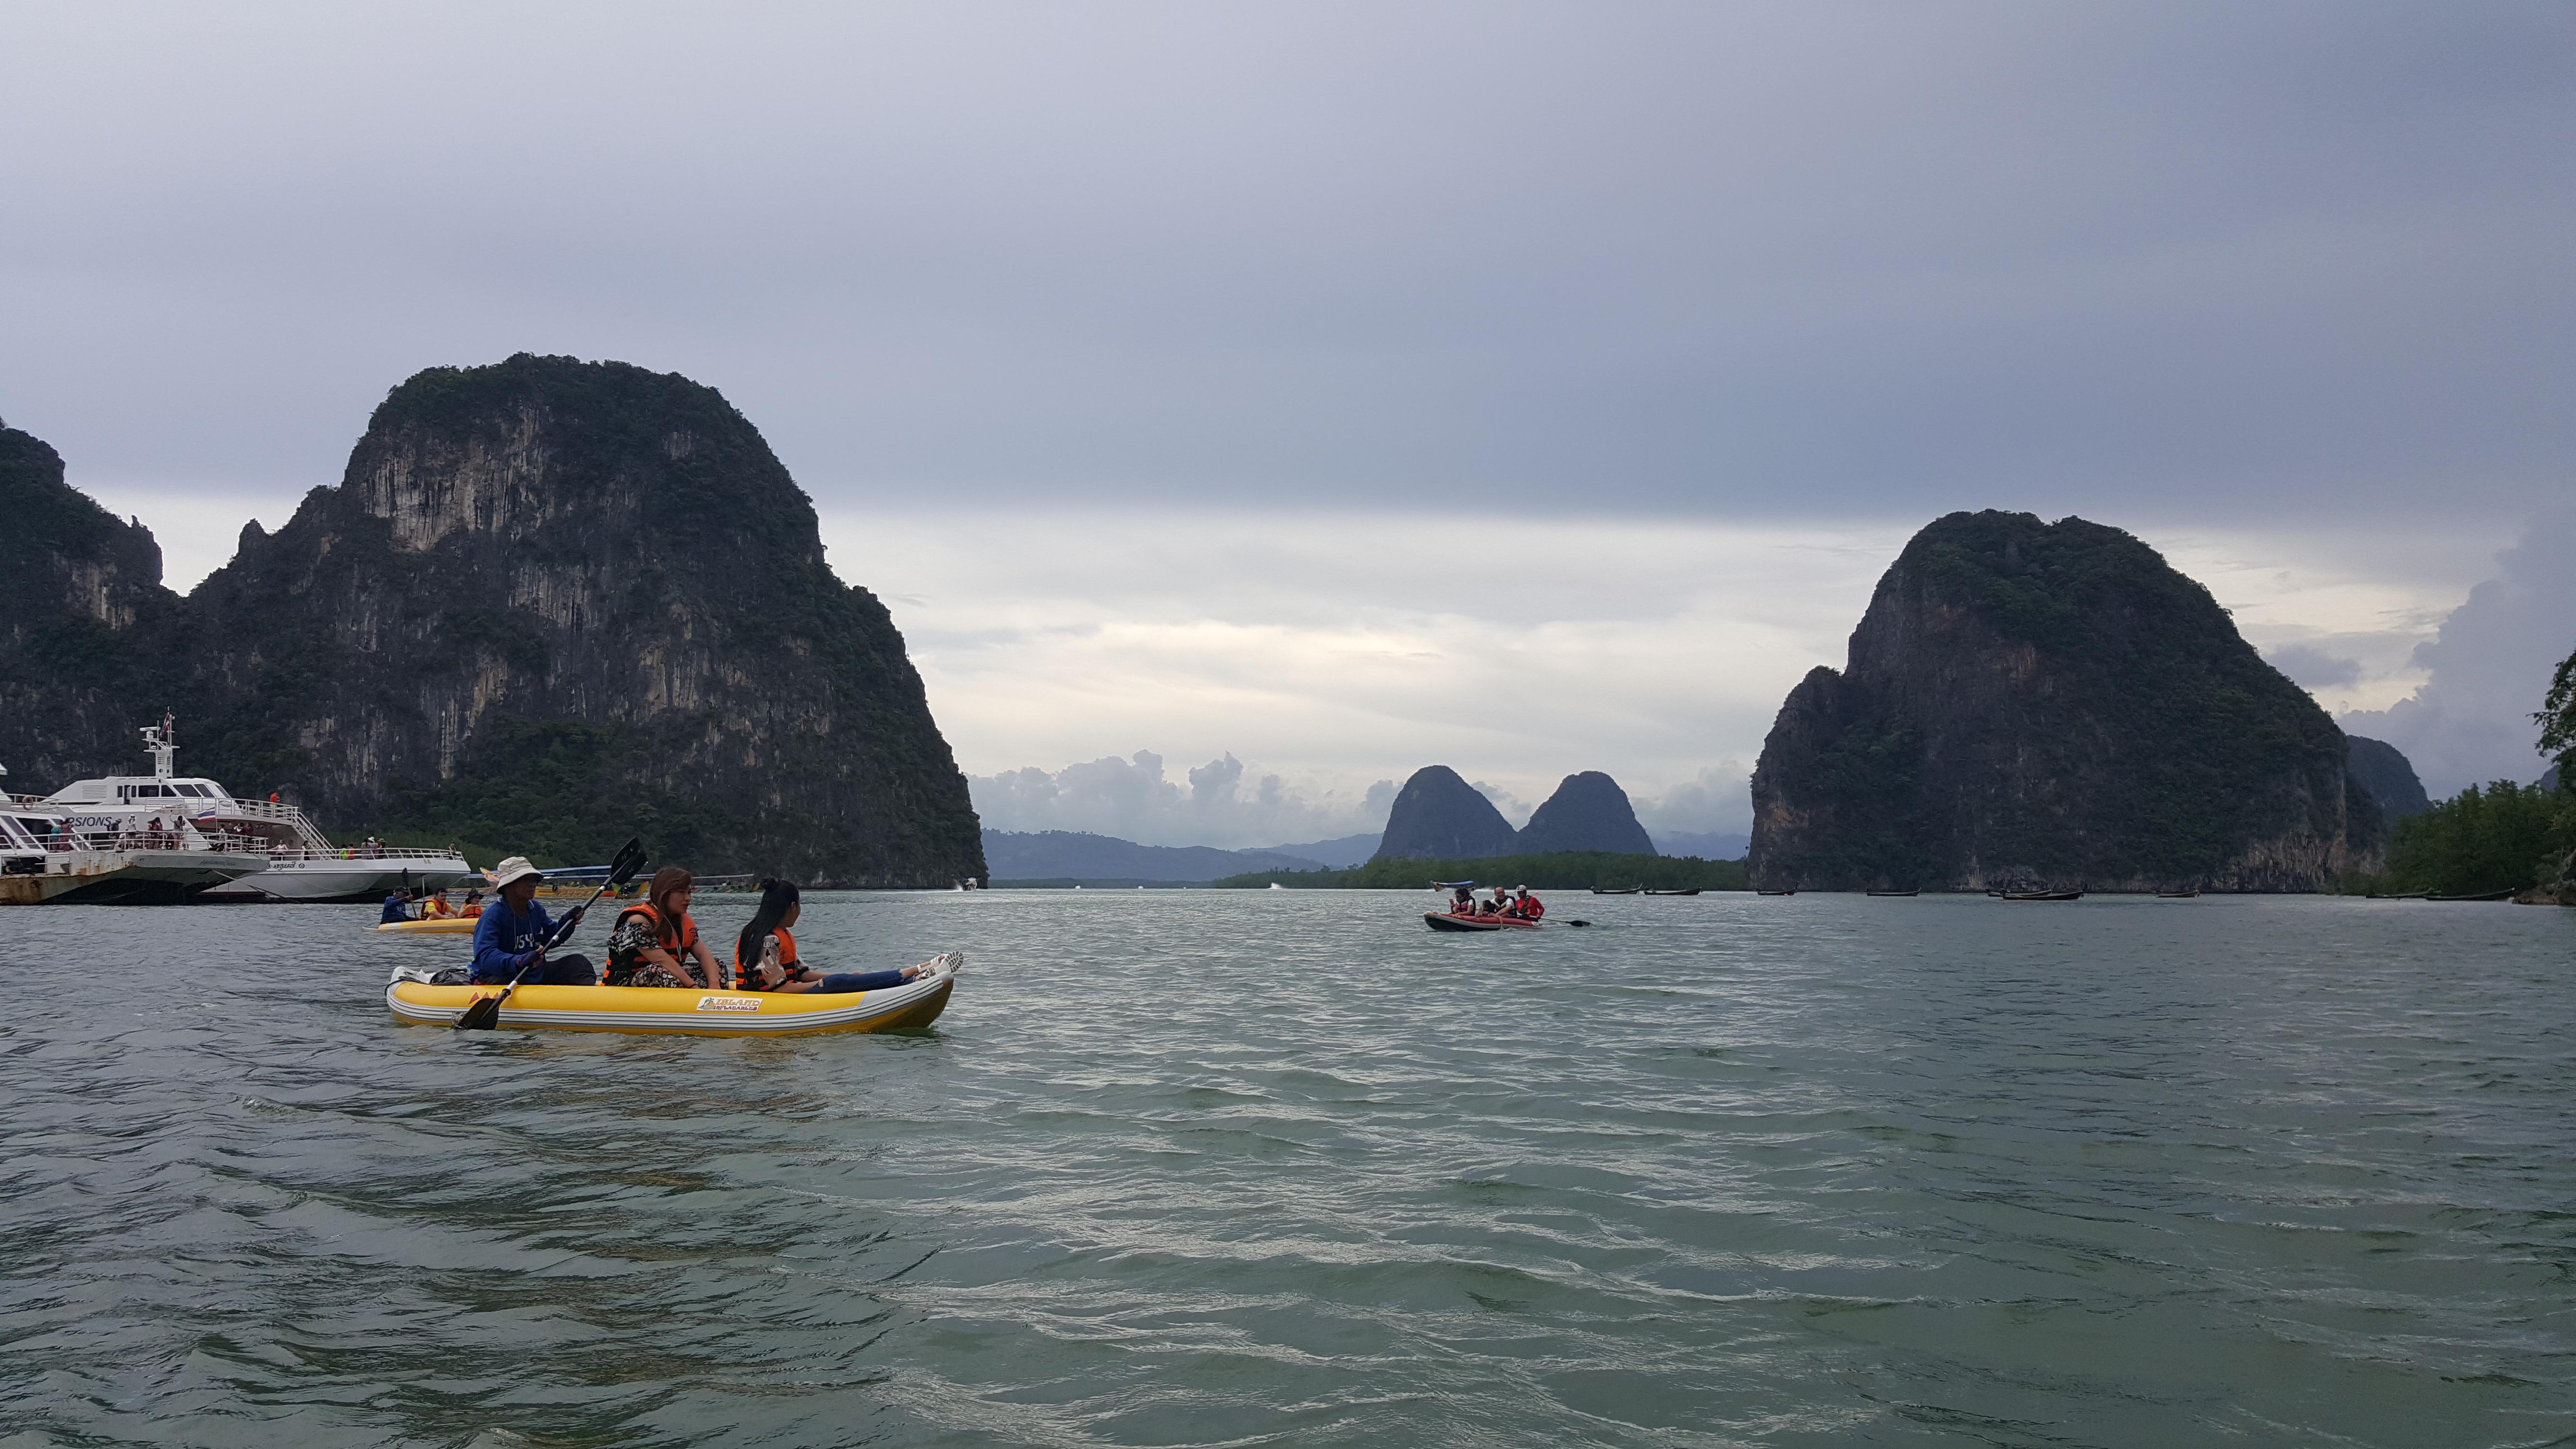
455, 837, 646, 1032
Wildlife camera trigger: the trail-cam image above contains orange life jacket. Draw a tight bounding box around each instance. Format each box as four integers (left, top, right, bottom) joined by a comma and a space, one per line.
1521, 895, 1545, 918
609, 902, 700, 980
734, 926, 803, 990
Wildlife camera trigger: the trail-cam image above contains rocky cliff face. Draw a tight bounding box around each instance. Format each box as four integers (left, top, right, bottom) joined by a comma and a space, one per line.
1375, 766, 1519, 860
1514, 772, 1656, 854
2344, 735, 2429, 821
22, 355, 983, 886
0, 425, 184, 786
1748, 511, 2380, 893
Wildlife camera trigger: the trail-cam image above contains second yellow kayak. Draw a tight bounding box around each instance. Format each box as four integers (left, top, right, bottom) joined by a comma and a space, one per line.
376, 917, 476, 934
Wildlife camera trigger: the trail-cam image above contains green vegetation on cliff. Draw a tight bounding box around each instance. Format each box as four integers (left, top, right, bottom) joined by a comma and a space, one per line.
1751, 511, 2375, 893
1211, 851, 1746, 891
0, 359, 984, 888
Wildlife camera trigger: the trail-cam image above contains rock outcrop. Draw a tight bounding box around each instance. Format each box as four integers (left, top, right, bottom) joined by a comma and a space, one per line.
8, 357, 985, 886
1514, 771, 1656, 855
2344, 735, 2429, 821
0, 425, 184, 786
1374, 766, 1519, 860
1748, 511, 2380, 893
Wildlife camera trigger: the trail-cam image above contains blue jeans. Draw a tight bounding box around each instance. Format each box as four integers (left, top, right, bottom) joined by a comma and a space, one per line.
809, 969, 914, 993
472, 953, 597, 986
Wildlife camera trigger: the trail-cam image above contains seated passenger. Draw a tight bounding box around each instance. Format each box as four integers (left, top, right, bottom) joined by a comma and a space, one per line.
380, 888, 415, 924
1516, 887, 1545, 920
605, 867, 723, 988
732, 878, 940, 994
420, 891, 455, 918
468, 857, 599, 985
460, 889, 485, 918
1450, 886, 1476, 916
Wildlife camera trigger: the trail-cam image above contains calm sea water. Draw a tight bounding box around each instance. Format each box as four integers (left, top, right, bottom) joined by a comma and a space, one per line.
2, 890, 2571, 1448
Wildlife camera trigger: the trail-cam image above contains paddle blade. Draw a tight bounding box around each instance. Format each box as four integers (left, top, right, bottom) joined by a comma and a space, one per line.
1568, 919, 1591, 927
453, 991, 503, 1031
608, 837, 647, 886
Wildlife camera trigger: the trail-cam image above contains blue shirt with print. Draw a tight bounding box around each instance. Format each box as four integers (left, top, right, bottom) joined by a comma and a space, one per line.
470, 898, 559, 983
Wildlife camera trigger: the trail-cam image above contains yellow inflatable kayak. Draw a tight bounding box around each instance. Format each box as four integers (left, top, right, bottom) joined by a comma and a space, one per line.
385, 953, 960, 1036
376, 917, 476, 934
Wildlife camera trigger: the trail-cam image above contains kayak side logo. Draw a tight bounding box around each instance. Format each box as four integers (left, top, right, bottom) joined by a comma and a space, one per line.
694, 996, 762, 1013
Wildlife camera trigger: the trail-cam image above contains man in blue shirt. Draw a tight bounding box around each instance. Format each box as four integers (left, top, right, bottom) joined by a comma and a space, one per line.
469, 856, 600, 985
380, 888, 414, 924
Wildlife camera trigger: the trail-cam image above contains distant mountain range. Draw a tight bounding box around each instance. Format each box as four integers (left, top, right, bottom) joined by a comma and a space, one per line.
982, 817, 1746, 884
981, 830, 1380, 883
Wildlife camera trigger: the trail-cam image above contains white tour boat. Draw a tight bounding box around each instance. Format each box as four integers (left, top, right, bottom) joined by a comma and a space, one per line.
36, 716, 474, 903
0, 796, 269, 905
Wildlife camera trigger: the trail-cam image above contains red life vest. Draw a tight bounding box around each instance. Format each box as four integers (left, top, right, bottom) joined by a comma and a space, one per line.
1521, 895, 1545, 919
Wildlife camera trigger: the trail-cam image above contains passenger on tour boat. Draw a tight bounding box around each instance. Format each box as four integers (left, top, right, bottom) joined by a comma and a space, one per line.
605, 866, 724, 989
469, 857, 600, 985
379, 888, 415, 924
732, 878, 940, 994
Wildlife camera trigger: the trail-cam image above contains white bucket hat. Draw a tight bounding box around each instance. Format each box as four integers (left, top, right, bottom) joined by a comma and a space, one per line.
487, 856, 545, 889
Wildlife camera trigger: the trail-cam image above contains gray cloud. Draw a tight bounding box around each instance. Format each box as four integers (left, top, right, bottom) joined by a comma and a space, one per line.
2341, 514, 2576, 796
2, 4, 2567, 527
2268, 644, 2364, 691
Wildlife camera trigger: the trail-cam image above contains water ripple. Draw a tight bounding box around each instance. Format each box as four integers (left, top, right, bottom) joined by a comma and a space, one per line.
2, 891, 2571, 1446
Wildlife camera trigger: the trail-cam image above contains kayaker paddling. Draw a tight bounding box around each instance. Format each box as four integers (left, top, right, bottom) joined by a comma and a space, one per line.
605, 866, 724, 989
469, 856, 601, 985
732, 878, 942, 994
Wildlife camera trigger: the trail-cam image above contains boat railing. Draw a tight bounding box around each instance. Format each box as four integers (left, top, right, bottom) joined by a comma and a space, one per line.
268, 846, 468, 865
215, 797, 340, 851
104, 829, 273, 854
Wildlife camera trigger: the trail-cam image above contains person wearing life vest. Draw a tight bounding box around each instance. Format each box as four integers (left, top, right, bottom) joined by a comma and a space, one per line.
732, 878, 941, 994
1449, 885, 1476, 917
605, 866, 724, 988
420, 890, 455, 919
469, 856, 600, 985
1515, 886, 1544, 920
460, 889, 485, 918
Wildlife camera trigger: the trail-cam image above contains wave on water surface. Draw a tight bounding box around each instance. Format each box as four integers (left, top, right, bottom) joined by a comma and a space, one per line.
1, 891, 2571, 1446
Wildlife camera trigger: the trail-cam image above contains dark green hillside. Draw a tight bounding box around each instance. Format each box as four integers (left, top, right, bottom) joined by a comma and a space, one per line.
1750, 511, 2376, 893
0, 425, 183, 784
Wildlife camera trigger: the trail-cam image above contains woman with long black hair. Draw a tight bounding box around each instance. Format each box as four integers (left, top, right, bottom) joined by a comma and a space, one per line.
733, 878, 941, 994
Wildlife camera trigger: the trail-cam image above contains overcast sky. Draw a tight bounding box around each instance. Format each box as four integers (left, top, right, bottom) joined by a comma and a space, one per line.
4, 4, 2568, 844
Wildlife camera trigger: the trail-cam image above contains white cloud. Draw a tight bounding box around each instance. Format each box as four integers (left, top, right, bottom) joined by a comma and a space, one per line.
1630, 763, 1755, 837
824, 508, 1913, 831
2340, 514, 2576, 797
968, 749, 1392, 850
